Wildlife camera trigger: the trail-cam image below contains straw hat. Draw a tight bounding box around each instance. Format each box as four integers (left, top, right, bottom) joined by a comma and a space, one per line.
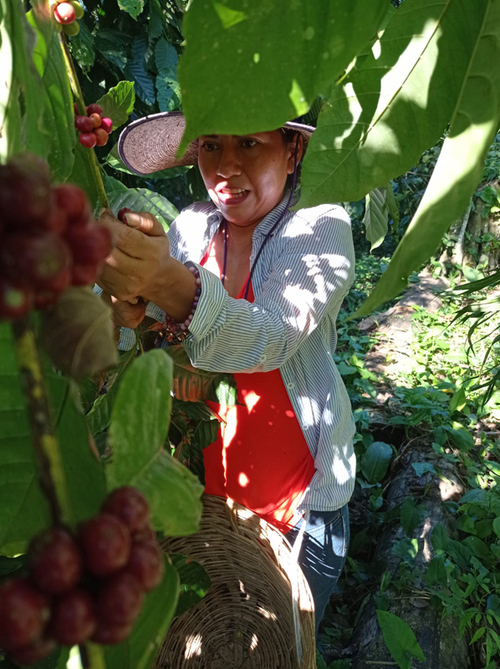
118, 111, 315, 176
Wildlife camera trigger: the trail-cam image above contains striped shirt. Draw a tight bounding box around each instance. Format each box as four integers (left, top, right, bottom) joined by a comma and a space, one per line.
119, 193, 356, 512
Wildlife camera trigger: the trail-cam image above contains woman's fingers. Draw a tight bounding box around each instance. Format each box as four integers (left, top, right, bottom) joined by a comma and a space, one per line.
110, 296, 147, 329
121, 211, 166, 237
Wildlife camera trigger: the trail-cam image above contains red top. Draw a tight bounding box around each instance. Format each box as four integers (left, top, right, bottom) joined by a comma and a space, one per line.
201, 241, 315, 533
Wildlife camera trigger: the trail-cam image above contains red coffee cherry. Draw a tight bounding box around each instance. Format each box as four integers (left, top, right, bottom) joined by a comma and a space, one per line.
132, 525, 157, 545
96, 571, 144, 626
6, 637, 56, 665
100, 117, 113, 134
71, 263, 98, 287
54, 2, 76, 23
65, 226, 112, 265
79, 132, 97, 149
102, 487, 151, 534
94, 128, 109, 147
0, 280, 33, 320
73, 102, 78, 114
0, 579, 50, 651
53, 184, 90, 225
117, 207, 132, 222
78, 513, 131, 576
34, 289, 60, 311
86, 104, 103, 116
0, 158, 51, 230
89, 113, 102, 129
91, 621, 133, 645
44, 204, 68, 235
50, 589, 97, 646
126, 541, 164, 592
28, 527, 83, 595
0, 232, 71, 290
75, 115, 93, 133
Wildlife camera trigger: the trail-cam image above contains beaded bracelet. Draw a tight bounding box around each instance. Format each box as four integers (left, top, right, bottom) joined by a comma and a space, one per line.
161, 265, 201, 345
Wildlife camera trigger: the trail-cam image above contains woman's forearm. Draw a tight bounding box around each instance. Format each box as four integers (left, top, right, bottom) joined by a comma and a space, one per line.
145, 258, 197, 322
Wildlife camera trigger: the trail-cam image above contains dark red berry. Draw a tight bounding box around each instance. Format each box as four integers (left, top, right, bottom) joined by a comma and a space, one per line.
126, 541, 164, 592
34, 289, 60, 311
89, 113, 101, 129
117, 207, 132, 222
94, 128, 109, 147
50, 589, 96, 646
0, 280, 33, 320
91, 621, 133, 645
132, 526, 157, 545
78, 513, 131, 577
73, 102, 78, 114
28, 527, 83, 595
86, 104, 103, 116
79, 132, 97, 149
75, 115, 93, 133
102, 487, 150, 533
0, 232, 71, 289
44, 204, 68, 234
0, 158, 51, 230
71, 264, 97, 287
7, 637, 56, 665
53, 184, 90, 225
0, 579, 50, 651
100, 117, 113, 134
65, 225, 112, 265
96, 571, 144, 625
54, 2, 76, 23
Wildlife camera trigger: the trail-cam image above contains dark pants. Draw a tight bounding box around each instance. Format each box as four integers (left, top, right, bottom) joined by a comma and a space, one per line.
288, 505, 350, 637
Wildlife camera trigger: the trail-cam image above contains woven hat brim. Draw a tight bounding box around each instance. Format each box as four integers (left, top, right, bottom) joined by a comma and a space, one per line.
118, 111, 315, 176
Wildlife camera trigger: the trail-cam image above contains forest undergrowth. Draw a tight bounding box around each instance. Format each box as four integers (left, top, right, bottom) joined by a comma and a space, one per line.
316, 255, 500, 668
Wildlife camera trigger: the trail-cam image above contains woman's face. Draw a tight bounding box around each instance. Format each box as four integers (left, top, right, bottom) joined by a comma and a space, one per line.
197, 130, 301, 228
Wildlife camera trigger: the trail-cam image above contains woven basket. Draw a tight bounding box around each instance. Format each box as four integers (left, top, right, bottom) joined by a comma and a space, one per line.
154, 495, 315, 669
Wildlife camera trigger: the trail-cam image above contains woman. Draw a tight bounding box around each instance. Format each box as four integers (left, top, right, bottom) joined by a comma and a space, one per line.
98, 111, 356, 640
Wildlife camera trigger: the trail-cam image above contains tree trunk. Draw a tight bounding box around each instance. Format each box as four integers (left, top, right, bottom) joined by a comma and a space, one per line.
351, 445, 470, 669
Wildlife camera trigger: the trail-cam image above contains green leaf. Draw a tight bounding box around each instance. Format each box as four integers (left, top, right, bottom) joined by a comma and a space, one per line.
170, 554, 210, 616
117, 0, 144, 20
125, 35, 155, 105
411, 462, 436, 477
68, 142, 103, 214
26, 8, 76, 182
424, 556, 447, 586
95, 29, 130, 72
361, 441, 392, 483
377, 610, 425, 669
469, 627, 486, 645
107, 350, 203, 536
449, 384, 468, 412
178, 0, 388, 154
431, 524, 450, 552
155, 38, 178, 74
301, 0, 492, 206
156, 72, 181, 112
104, 176, 178, 231
444, 423, 474, 451
96, 81, 135, 131
492, 517, 500, 538
362, 187, 389, 251
104, 556, 179, 669
400, 499, 424, 537
0, 0, 50, 161
351, 0, 500, 318
166, 345, 238, 404
462, 535, 491, 560
68, 18, 95, 71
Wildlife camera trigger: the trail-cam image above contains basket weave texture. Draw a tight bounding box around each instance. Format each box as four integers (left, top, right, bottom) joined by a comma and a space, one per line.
154, 495, 315, 669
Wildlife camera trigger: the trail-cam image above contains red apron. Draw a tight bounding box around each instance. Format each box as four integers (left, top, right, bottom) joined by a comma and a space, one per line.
201, 241, 315, 533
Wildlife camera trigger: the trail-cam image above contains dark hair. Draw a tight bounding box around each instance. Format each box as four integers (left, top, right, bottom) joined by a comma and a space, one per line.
280, 128, 303, 189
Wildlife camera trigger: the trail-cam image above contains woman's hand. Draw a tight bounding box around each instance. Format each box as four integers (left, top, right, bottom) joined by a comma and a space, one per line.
97, 209, 172, 303
111, 296, 147, 329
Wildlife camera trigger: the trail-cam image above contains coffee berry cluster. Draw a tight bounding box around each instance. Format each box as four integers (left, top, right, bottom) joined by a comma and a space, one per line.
52, 0, 83, 36
0, 153, 112, 320
0, 487, 164, 664
74, 104, 113, 149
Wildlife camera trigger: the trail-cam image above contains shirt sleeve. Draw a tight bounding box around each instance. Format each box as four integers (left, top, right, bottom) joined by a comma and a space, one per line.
183, 205, 355, 373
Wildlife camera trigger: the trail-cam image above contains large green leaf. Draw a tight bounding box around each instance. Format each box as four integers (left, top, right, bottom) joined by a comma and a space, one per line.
377, 610, 425, 669
104, 556, 179, 669
96, 80, 135, 131
362, 187, 390, 251
170, 554, 210, 616
104, 175, 178, 230
361, 441, 392, 483
125, 34, 155, 105
0, 323, 106, 556
178, 0, 388, 153
107, 350, 204, 537
0, 0, 49, 161
300, 0, 490, 206
352, 0, 500, 318
68, 18, 95, 72
118, 0, 144, 20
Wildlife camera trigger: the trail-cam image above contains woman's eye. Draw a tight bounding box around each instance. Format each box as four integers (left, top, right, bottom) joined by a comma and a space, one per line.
241, 138, 258, 149
201, 142, 218, 152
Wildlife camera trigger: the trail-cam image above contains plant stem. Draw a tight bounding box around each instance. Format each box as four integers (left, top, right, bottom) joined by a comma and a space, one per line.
11, 317, 71, 526
79, 643, 107, 669
58, 33, 109, 209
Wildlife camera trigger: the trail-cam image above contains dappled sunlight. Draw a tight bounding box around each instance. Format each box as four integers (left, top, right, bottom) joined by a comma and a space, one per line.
420, 517, 433, 562
183, 633, 203, 659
